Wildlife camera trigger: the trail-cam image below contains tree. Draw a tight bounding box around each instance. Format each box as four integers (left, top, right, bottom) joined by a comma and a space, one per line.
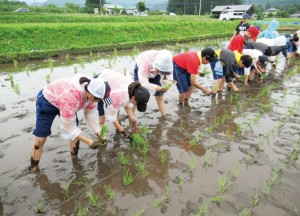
85, 0, 106, 13
137, 2, 146, 12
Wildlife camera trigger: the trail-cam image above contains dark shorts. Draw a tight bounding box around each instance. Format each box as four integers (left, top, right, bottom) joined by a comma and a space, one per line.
33, 90, 60, 137
93, 74, 105, 117
134, 64, 163, 96
173, 62, 191, 93
210, 60, 223, 80
235, 66, 245, 76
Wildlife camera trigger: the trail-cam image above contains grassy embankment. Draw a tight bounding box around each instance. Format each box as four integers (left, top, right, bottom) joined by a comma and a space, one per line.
0, 13, 298, 63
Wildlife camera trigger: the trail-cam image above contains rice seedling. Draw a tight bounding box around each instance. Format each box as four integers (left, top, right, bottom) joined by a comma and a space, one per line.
86, 190, 103, 209
33, 200, 44, 214
48, 58, 53, 71
153, 194, 168, 207
246, 149, 253, 162
13, 83, 20, 95
250, 193, 260, 207
108, 59, 112, 69
84, 171, 94, 184
103, 184, 116, 200
78, 55, 84, 67
9, 73, 14, 83
189, 137, 198, 148
123, 168, 135, 186
179, 118, 184, 133
217, 174, 229, 194
216, 142, 222, 152
239, 208, 251, 216
46, 74, 51, 84
25, 65, 30, 76
178, 175, 185, 187
118, 152, 130, 166
293, 205, 300, 216
263, 181, 271, 195
134, 205, 147, 216
135, 159, 148, 177
164, 80, 176, 91
65, 54, 70, 62
100, 124, 107, 139
202, 154, 211, 167
201, 67, 210, 76
211, 195, 222, 204
160, 150, 168, 163
74, 66, 78, 74
123, 67, 127, 76
207, 126, 213, 134
63, 183, 70, 198
189, 157, 196, 172
77, 205, 88, 216
89, 51, 93, 58
289, 149, 298, 162
138, 142, 149, 157
231, 164, 239, 179
13, 59, 18, 68
130, 133, 147, 149
196, 202, 209, 216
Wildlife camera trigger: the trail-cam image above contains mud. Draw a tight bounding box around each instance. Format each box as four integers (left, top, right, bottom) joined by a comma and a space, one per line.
0, 39, 299, 216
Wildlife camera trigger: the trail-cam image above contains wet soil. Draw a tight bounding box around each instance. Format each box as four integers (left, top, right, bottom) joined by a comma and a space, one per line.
0, 40, 299, 216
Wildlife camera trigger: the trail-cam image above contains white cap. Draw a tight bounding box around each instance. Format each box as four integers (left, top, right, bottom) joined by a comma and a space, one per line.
152, 50, 173, 75
274, 36, 286, 46
87, 78, 108, 99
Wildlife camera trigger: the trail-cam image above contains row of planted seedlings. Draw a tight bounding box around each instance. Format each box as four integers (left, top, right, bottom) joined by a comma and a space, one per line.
195, 99, 300, 215
9, 45, 141, 93
236, 138, 300, 216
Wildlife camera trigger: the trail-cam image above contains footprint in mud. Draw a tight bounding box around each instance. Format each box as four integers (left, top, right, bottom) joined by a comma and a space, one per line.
0, 134, 20, 143
22, 126, 33, 133
181, 201, 200, 216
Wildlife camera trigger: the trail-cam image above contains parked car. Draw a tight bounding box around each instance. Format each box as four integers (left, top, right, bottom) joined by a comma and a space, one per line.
219, 9, 243, 21
170, 12, 176, 16
14, 8, 30, 12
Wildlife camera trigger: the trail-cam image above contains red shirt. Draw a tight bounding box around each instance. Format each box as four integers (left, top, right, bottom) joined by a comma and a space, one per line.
173, 51, 200, 74
228, 34, 245, 54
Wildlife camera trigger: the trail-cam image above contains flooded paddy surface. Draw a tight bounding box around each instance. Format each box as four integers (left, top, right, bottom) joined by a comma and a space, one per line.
0, 39, 299, 216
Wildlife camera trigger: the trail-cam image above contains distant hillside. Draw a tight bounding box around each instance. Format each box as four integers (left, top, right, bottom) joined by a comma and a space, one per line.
42, 0, 168, 10
241, 0, 299, 7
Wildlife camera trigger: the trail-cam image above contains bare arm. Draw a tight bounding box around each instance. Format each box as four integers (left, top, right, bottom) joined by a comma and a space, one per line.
190, 74, 212, 95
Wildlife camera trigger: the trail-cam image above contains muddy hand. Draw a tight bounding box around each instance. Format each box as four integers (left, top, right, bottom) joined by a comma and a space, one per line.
132, 120, 140, 133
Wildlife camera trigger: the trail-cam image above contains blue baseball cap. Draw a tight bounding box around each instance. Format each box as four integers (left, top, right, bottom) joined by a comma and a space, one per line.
242, 14, 249, 19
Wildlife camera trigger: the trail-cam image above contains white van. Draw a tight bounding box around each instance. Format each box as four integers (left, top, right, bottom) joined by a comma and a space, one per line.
14, 8, 30, 12
219, 9, 243, 21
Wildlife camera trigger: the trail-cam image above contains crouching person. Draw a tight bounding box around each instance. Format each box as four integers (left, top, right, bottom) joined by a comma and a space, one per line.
210, 49, 252, 92
30, 74, 111, 172
95, 69, 150, 139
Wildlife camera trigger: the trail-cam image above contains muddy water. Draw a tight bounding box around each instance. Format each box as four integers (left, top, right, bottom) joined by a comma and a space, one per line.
0, 39, 299, 216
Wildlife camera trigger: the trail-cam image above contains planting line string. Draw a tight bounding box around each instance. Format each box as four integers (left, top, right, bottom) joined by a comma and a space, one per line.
56, 167, 122, 207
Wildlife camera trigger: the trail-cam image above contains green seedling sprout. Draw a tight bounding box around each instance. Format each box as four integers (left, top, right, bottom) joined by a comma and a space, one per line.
84, 171, 94, 184
46, 74, 51, 84
263, 181, 271, 195
103, 185, 116, 200
33, 200, 44, 214
99, 125, 107, 139
13, 84, 20, 95
231, 164, 239, 179
108, 59, 112, 69
118, 152, 130, 166
124, 67, 127, 76
189, 137, 198, 148
160, 150, 168, 163
153, 194, 167, 207
48, 58, 53, 71
211, 195, 222, 204
217, 174, 229, 194
178, 175, 185, 187
164, 80, 177, 91
90, 51, 93, 58
86, 190, 103, 209
196, 202, 209, 216
25, 65, 30, 76
77, 205, 88, 216
189, 157, 196, 171
135, 159, 148, 177
65, 54, 70, 63
239, 208, 251, 216
123, 168, 135, 186
9, 73, 14, 83
13, 59, 18, 68
63, 183, 70, 198
202, 154, 210, 166
78, 55, 84, 67
250, 193, 260, 207
134, 205, 147, 216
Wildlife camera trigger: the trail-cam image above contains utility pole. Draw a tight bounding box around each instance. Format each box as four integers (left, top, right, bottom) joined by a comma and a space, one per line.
198, 0, 202, 16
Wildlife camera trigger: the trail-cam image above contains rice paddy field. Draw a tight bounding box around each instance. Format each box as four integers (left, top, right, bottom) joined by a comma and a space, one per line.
0, 35, 299, 216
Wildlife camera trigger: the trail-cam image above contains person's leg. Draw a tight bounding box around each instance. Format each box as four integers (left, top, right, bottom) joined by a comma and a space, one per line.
31, 90, 59, 171
133, 64, 139, 81
212, 78, 224, 93
173, 63, 189, 104
211, 61, 224, 93
150, 75, 167, 116
31, 137, 47, 172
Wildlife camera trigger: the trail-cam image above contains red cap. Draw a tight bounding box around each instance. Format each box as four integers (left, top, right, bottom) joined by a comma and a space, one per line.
247, 26, 259, 42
